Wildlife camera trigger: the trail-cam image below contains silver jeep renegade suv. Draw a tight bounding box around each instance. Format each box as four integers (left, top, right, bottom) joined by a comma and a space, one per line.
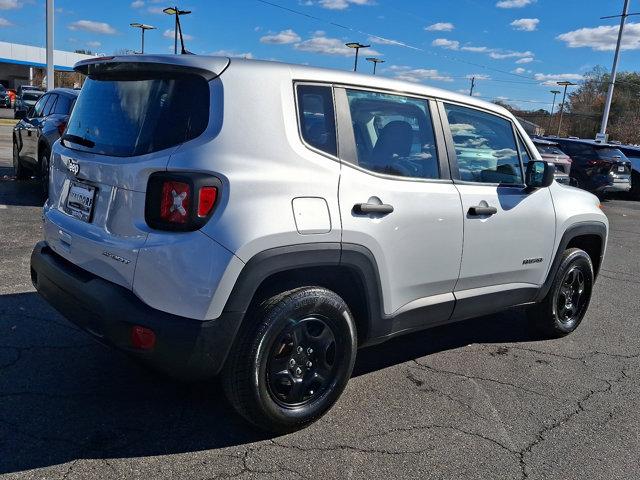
31, 55, 608, 432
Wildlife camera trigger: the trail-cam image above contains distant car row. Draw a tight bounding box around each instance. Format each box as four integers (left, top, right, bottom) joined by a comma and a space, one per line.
531, 136, 634, 198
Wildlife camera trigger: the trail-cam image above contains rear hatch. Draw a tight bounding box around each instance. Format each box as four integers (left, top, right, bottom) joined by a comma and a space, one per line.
595, 146, 631, 181
44, 55, 228, 289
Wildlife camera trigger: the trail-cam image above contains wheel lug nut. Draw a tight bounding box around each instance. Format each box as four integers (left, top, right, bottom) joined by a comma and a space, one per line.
307, 348, 313, 354
306, 361, 312, 367
296, 346, 303, 354
295, 367, 302, 376
289, 358, 296, 367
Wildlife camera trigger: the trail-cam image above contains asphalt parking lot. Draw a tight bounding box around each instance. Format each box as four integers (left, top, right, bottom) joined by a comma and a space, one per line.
0, 115, 639, 480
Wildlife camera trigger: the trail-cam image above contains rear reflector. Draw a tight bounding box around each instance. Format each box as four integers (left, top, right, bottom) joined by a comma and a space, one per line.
130, 325, 156, 350
198, 186, 217, 217
160, 181, 191, 224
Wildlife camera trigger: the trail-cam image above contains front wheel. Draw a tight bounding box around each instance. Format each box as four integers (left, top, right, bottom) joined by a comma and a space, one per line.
528, 248, 594, 337
12, 139, 28, 180
222, 287, 357, 433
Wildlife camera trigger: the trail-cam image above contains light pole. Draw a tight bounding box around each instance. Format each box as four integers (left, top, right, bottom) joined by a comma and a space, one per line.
556, 81, 577, 137
163, 6, 191, 54
366, 57, 384, 75
345, 42, 370, 72
598, 0, 639, 139
548, 90, 561, 134
130, 23, 155, 54
46, 0, 54, 91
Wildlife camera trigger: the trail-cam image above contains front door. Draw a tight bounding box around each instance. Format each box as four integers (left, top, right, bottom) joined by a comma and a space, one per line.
335, 87, 464, 332
441, 102, 556, 317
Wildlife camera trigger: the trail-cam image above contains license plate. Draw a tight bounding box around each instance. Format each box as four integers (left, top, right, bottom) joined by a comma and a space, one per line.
618, 165, 625, 172
66, 181, 96, 222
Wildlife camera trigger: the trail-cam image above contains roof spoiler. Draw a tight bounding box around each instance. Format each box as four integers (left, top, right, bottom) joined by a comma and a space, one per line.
74, 55, 230, 81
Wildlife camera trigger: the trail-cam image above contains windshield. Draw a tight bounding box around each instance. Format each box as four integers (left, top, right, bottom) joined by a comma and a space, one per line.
23, 92, 42, 101
64, 73, 209, 157
535, 144, 565, 155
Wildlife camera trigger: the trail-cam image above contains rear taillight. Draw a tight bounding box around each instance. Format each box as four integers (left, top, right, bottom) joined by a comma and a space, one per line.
145, 173, 221, 231
57, 120, 68, 137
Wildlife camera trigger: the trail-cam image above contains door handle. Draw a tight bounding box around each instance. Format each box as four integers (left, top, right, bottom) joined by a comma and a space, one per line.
468, 205, 497, 216
353, 202, 394, 215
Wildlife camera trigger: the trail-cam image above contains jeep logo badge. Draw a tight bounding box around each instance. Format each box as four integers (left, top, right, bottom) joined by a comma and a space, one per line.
67, 159, 79, 176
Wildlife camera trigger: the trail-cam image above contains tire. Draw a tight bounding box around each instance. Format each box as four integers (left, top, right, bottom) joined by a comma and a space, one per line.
39, 147, 50, 199
222, 286, 357, 433
528, 248, 594, 338
630, 171, 640, 200
12, 138, 28, 180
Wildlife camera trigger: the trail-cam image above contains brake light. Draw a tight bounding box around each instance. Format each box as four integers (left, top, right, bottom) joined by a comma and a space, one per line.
57, 120, 68, 137
145, 172, 221, 231
130, 325, 156, 350
160, 181, 191, 224
198, 186, 217, 217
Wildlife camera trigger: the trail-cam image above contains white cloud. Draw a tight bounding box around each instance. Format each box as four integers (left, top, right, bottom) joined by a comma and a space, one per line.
534, 73, 583, 86
489, 50, 534, 59
510, 18, 539, 31
163, 29, 194, 41
87, 40, 101, 48
496, 0, 536, 8
68, 20, 116, 35
0, 17, 11, 27
309, 0, 374, 10
389, 65, 453, 83
0, 0, 19, 9
260, 29, 301, 44
130, 0, 144, 8
461, 46, 490, 53
211, 49, 254, 59
295, 33, 380, 56
557, 23, 640, 51
425, 22, 454, 32
512, 67, 526, 74
432, 38, 460, 50
466, 73, 491, 80
515, 56, 534, 64
147, 6, 164, 14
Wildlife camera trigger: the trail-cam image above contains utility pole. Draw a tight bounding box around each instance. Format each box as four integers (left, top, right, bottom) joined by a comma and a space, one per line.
469, 76, 476, 96
556, 81, 576, 137
598, 0, 639, 139
45, 0, 54, 91
547, 90, 561, 134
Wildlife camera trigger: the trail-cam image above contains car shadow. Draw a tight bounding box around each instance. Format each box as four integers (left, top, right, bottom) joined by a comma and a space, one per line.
0, 291, 543, 474
0, 166, 44, 207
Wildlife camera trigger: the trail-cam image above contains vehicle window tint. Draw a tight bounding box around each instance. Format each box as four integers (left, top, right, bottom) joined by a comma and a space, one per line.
517, 136, 531, 164
53, 94, 73, 115
42, 94, 57, 116
445, 104, 523, 184
595, 147, 625, 160
65, 74, 209, 157
345, 89, 439, 179
32, 94, 49, 117
297, 85, 337, 156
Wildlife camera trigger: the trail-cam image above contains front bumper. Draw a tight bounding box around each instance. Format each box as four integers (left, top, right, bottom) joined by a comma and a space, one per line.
30, 241, 242, 380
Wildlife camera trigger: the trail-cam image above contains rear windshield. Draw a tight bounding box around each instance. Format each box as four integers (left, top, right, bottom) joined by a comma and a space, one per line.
535, 144, 564, 155
64, 74, 209, 157
595, 147, 626, 160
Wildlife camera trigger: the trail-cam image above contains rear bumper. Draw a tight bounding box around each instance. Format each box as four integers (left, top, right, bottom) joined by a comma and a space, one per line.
597, 180, 631, 193
30, 241, 242, 380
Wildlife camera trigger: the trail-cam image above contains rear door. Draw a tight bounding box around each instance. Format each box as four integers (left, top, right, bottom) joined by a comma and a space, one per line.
19, 93, 51, 166
335, 86, 463, 329
45, 60, 225, 289
441, 102, 556, 317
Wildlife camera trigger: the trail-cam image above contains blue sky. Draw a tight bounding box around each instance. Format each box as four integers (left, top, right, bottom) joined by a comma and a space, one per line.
0, 0, 638, 110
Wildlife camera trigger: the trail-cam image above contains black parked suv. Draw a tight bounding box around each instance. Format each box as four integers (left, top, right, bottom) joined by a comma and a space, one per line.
553, 138, 632, 195
13, 88, 78, 195
615, 144, 640, 198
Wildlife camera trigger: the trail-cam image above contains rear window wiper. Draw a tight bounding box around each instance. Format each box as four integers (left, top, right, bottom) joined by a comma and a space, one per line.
61, 133, 95, 149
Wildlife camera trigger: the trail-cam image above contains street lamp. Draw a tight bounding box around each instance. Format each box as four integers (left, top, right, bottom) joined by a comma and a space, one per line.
163, 6, 191, 54
130, 23, 155, 54
547, 90, 561, 134
345, 42, 370, 72
556, 81, 577, 137
366, 57, 384, 75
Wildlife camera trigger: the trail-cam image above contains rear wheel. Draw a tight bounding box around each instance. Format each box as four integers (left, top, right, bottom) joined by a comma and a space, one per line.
528, 248, 594, 337
12, 138, 28, 180
631, 171, 640, 200
222, 287, 357, 433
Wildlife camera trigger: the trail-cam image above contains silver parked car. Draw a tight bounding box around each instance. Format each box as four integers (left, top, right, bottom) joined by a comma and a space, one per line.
31, 55, 608, 432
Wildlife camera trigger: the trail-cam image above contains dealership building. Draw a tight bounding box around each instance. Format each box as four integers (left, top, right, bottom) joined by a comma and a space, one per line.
0, 41, 92, 89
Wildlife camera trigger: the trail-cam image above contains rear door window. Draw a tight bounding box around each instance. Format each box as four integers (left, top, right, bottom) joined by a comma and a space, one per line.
42, 94, 57, 116
53, 94, 73, 115
296, 84, 337, 157
64, 74, 209, 157
31, 94, 48, 117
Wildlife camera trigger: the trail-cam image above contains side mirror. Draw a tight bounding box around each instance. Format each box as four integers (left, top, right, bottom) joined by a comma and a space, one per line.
14, 109, 26, 120
525, 160, 555, 189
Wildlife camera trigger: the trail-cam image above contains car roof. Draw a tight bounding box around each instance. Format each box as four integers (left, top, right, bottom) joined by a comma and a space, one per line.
549, 137, 624, 149
50, 87, 80, 97
75, 54, 515, 120
532, 138, 558, 146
